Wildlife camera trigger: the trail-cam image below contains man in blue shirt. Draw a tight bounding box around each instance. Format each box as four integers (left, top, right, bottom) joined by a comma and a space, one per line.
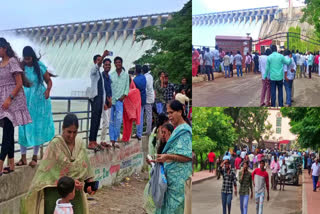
133, 65, 146, 141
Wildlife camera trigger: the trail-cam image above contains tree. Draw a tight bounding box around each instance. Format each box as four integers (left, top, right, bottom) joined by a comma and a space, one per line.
284, 26, 319, 53
224, 107, 272, 150
192, 107, 237, 170
134, 0, 191, 85
280, 107, 320, 150
301, 0, 320, 39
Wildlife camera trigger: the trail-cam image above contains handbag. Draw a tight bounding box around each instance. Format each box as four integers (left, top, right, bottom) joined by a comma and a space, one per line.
148, 163, 167, 208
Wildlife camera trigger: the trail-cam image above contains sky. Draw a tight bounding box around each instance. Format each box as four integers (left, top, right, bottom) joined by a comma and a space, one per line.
193, 0, 306, 15
0, 0, 189, 30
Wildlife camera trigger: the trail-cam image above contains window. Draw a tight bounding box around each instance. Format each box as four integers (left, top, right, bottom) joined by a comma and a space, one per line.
276, 117, 282, 127
276, 115, 282, 134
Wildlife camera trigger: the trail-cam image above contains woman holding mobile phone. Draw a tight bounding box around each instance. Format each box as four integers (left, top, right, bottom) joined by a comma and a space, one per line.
23, 114, 96, 214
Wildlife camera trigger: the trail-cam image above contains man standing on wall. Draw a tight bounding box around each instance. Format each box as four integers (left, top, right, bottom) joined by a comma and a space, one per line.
133, 65, 147, 141
87, 50, 109, 151
109, 56, 129, 147
142, 65, 154, 136
154, 71, 166, 114
100, 58, 113, 148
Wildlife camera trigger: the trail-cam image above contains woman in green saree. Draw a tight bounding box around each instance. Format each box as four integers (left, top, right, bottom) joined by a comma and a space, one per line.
22, 113, 95, 214
154, 100, 192, 214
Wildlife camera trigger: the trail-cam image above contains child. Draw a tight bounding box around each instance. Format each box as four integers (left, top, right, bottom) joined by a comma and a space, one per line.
54, 176, 75, 214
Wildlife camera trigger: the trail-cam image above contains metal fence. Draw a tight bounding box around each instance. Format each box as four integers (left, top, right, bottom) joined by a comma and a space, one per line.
0, 96, 92, 159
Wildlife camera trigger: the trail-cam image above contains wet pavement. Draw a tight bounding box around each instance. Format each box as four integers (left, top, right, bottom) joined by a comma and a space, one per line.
193, 72, 320, 107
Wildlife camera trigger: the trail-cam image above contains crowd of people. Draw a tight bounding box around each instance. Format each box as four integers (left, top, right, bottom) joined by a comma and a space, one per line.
192, 44, 320, 107
196, 148, 320, 214
0, 37, 193, 213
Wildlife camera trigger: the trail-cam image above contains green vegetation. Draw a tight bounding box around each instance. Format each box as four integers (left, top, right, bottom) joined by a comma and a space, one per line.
301, 0, 320, 40
284, 26, 320, 52
134, 0, 191, 85
281, 107, 320, 150
192, 107, 272, 170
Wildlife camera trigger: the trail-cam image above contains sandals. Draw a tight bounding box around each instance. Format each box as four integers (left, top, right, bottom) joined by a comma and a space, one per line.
29, 158, 37, 168
16, 159, 27, 166
3, 167, 14, 174
88, 141, 104, 152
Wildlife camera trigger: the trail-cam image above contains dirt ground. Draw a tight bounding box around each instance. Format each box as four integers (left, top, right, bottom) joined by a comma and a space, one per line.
88, 171, 149, 214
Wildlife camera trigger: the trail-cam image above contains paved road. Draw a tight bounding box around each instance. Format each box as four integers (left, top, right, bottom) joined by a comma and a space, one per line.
193, 73, 320, 107
192, 171, 302, 214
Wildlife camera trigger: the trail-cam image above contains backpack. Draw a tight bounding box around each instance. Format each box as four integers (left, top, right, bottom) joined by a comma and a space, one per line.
148, 163, 168, 208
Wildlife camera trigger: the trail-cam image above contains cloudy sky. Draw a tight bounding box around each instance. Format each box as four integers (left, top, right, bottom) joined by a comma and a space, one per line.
193, 0, 305, 15
0, 0, 189, 30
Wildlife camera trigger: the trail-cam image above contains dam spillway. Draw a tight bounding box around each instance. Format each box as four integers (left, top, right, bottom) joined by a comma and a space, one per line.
0, 13, 172, 95
192, 6, 280, 47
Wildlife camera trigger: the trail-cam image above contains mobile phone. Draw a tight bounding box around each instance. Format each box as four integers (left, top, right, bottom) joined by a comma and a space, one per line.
84, 180, 99, 193
109, 51, 113, 56
147, 155, 155, 167
147, 155, 153, 161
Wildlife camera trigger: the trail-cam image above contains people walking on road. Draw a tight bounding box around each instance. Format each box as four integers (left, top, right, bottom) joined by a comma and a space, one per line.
239, 161, 253, 214
223, 52, 231, 78
204, 47, 214, 81
265, 45, 292, 107
252, 160, 270, 214
208, 150, 216, 173
216, 157, 222, 179
220, 159, 237, 214
270, 155, 280, 190
192, 47, 200, 77
213, 45, 220, 73
235, 154, 242, 179
279, 159, 287, 191
311, 158, 320, 192
234, 51, 243, 77
245, 52, 252, 73
307, 155, 313, 175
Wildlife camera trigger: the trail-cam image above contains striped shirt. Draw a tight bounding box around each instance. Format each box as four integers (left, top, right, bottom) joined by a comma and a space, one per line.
220, 168, 237, 194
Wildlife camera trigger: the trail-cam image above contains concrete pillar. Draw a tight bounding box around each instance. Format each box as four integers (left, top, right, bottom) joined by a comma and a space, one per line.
105, 31, 110, 45
156, 15, 162, 25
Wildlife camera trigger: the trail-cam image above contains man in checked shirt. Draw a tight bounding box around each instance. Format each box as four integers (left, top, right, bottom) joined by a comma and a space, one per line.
220, 159, 238, 214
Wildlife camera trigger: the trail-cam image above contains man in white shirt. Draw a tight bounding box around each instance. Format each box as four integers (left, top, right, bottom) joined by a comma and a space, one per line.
311, 159, 320, 192
143, 65, 154, 136
259, 50, 270, 106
